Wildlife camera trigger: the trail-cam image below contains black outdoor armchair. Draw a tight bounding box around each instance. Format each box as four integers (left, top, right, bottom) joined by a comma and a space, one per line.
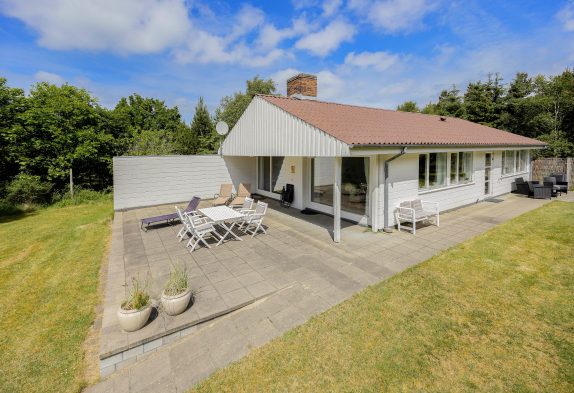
550, 174, 569, 192
515, 179, 539, 197
544, 176, 568, 195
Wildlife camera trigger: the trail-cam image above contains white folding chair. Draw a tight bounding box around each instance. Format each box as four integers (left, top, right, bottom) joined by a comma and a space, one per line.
175, 206, 202, 241
233, 196, 254, 213
185, 215, 222, 252
239, 201, 268, 237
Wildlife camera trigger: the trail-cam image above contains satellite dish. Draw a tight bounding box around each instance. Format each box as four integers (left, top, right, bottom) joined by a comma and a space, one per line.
216, 121, 229, 135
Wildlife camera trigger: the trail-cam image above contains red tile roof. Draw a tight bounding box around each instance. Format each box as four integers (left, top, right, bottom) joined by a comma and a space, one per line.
260, 95, 545, 147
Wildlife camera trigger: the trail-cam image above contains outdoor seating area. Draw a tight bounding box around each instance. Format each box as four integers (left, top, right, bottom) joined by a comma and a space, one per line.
141, 184, 267, 252
97, 192, 570, 381
514, 174, 569, 199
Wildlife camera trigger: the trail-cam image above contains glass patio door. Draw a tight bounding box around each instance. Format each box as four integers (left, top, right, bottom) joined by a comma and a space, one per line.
309, 157, 370, 221
258, 156, 285, 193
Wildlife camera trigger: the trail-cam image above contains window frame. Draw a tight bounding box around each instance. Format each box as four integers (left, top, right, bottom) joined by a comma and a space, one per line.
418, 152, 448, 190
502, 150, 529, 176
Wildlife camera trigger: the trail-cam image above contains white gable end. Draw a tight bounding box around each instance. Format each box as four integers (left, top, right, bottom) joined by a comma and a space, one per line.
221, 96, 350, 157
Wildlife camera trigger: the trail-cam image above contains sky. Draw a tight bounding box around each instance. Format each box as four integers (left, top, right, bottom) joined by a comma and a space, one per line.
1, 0, 574, 122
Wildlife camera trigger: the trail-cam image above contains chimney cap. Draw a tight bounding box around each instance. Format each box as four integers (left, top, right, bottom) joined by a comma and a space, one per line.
287, 73, 317, 83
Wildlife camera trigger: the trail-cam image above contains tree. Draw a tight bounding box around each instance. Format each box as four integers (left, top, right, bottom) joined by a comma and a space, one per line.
396, 101, 420, 112
215, 76, 276, 130
127, 128, 175, 156
190, 97, 217, 154
0, 78, 27, 186
13, 82, 114, 189
436, 86, 463, 117
112, 93, 189, 156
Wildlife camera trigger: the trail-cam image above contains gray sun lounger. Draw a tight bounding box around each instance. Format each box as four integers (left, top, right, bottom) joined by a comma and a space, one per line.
141, 197, 200, 231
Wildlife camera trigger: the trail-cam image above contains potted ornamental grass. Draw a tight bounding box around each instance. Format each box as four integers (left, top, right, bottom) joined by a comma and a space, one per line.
117, 277, 152, 332
161, 264, 193, 316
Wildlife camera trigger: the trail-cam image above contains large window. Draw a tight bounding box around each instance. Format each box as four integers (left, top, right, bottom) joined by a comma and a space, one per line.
420, 151, 473, 190
311, 157, 334, 206
311, 157, 369, 215
502, 150, 528, 175
419, 153, 447, 190
258, 156, 285, 192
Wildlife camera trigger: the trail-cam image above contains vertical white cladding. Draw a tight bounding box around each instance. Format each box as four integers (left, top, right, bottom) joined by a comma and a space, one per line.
221, 96, 350, 157
380, 150, 533, 227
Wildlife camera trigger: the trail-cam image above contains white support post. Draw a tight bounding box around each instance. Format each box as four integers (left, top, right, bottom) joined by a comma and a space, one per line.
369, 155, 379, 232
334, 156, 342, 243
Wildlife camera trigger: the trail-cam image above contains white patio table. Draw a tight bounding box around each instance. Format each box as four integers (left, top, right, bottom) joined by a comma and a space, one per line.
198, 206, 245, 246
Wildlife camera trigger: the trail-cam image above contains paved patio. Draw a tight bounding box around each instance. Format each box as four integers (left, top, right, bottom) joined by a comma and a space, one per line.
91, 193, 570, 392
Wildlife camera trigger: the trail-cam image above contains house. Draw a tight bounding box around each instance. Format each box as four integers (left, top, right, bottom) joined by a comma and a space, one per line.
221, 73, 546, 242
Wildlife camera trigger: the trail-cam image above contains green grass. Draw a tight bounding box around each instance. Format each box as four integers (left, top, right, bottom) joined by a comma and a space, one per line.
193, 201, 574, 393
0, 196, 113, 393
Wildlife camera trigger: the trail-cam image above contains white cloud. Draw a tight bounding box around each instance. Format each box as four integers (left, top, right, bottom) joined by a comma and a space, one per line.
295, 20, 355, 56
0, 0, 191, 54
349, 0, 437, 32
174, 31, 287, 67
227, 4, 266, 42
344, 51, 400, 71
255, 17, 312, 51
322, 0, 342, 17
557, 1, 574, 31
34, 70, 66, 85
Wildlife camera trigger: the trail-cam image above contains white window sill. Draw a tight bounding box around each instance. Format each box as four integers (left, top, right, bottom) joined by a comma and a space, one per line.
418, 181, 475, 195
500, 171, 529, 179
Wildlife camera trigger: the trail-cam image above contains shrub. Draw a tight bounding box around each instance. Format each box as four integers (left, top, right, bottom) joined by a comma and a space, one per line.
52, 187, 112, 207
5, 174, 52, 205
0, 198, 24, 217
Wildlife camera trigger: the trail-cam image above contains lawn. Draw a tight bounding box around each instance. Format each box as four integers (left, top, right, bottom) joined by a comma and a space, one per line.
0, 197, 113, 393
193, 201, 574, 392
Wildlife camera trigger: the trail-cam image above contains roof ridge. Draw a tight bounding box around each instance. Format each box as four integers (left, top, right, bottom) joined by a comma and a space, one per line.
257, 93, 461, 120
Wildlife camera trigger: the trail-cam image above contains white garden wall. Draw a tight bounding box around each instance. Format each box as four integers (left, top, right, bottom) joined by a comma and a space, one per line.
113, 155, 255, 210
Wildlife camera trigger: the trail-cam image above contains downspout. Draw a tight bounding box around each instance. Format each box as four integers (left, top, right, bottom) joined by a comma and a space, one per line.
383, 147, 407, 232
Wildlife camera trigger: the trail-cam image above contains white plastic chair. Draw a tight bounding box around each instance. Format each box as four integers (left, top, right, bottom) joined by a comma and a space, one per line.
239, 201, 268, 237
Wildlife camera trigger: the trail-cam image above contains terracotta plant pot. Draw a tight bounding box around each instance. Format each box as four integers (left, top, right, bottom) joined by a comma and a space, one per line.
117, 304, 152, 332
161, 289, 192, 316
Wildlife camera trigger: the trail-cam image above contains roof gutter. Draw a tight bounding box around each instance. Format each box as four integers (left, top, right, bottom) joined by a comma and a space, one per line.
383, 147, 407, 232
350, 143, 546, 148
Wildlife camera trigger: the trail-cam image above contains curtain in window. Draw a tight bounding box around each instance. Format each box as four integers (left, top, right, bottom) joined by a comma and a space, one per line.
459, 152, 472, 183
450, 153, 458, 184
429, 153, 447, 188
503, 151, 515, 174
419, 154, 427, 189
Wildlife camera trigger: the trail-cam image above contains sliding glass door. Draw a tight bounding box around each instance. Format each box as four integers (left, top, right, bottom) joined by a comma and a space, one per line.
258, 156, 285, 193
310, 157, 370, 219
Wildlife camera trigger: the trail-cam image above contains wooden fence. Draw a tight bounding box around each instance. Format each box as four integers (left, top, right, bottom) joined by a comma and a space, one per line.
531, 157, 573, 189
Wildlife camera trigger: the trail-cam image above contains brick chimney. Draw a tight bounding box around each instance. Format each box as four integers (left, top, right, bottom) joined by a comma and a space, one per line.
287, 73, 317, 98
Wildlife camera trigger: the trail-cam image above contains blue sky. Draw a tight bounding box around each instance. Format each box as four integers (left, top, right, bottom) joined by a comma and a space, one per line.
1, 0, 574, 121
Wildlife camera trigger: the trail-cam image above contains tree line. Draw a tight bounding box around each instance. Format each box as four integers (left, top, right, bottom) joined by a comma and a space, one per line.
0, 76, 275, 205
397, 69, 574, 157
